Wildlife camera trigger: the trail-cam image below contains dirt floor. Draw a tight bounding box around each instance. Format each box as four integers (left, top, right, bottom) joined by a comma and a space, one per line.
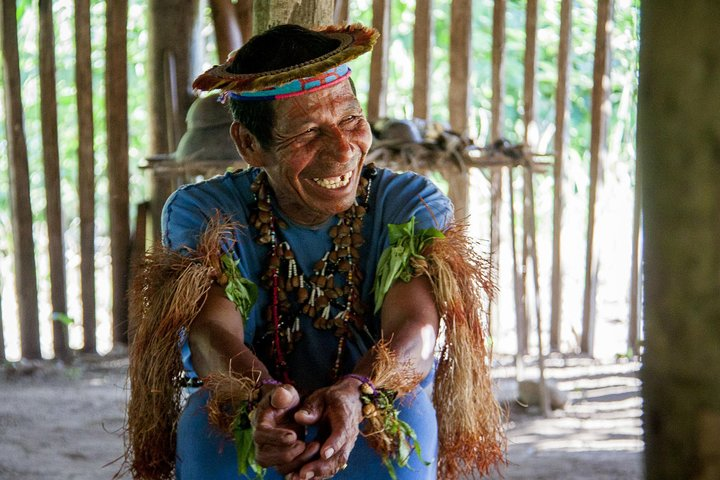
0, 353, 643, 480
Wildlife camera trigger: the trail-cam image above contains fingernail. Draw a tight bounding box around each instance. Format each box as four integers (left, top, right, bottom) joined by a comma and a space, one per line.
323, 447, 335, 459
303, 473, 315, 480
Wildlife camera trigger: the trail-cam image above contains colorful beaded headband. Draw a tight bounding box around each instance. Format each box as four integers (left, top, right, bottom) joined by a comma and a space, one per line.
226, 64, 351, 102
192, 23, 378, 97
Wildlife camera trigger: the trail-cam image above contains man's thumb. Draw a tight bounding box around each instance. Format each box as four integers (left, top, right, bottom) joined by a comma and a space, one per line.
270, 384, 298, 409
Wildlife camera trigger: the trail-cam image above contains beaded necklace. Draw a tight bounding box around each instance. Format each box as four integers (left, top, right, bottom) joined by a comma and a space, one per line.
249, 164, 377, 383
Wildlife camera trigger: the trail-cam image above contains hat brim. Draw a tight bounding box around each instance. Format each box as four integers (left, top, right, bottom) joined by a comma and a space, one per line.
192, 23, 379, 94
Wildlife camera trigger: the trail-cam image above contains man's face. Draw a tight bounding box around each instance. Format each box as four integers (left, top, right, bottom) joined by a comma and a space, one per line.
247, 80, 372, 226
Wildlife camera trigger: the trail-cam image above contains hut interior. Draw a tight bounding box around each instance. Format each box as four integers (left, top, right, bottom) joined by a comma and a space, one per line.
1, 1, 719, 478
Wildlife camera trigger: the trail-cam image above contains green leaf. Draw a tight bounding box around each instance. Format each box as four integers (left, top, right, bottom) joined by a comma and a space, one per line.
232, 406, 265, 479
51, 312, 74, 326
221, 253, 258, 322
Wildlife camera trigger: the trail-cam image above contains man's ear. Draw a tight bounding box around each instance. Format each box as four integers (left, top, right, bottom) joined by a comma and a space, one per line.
230, 121, 264, 167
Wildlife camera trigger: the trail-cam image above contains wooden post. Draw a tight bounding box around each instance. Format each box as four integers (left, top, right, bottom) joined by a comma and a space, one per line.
489, 0, 506, 336
75, 0, 97, 353
148, 0, 202, 155
628, 148, 641, 355
366, 0, 389, 123
507, 169, 527, 355
412, 0, 433, 120
39, 0, 69, 361
0, 281, 4, 360
640, 3, 720, 477
107, 0, 130, 346
1, 0, 42, 360
550, 0, 572, 352
253, 0, 333, 33
334, 0, 349, 24
581, 0, 613, 356
210, 0, 244, 62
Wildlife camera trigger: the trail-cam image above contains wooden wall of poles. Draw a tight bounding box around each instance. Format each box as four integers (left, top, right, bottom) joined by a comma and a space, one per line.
0, 0, 637, 361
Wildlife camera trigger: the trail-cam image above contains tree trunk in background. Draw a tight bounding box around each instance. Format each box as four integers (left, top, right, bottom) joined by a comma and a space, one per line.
253, 0, 333, 34
640, 2, 720, 479
147, 0, 202, 154
2, 0, 42, 360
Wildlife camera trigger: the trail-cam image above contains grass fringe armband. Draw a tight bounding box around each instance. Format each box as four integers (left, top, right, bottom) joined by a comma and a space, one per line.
203, 373, 280, 479
353, 341, 428, 480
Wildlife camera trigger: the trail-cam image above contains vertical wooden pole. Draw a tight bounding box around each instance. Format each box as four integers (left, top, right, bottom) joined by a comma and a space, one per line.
640, 3, 720, 477
210, 0, 244, 62
235, 0, 253, 43
551, 0, 572, 352
39, 0, 69, 361
367, 0, 389, 123
489, 0, 506, 336
581, 0, 613, 356
75, 0, 97, 353
1, 0, 42, 360
412, 0, 433, 120
334, 0, 349, 24
628, 144, 641, 354
0, 282, 4, 360
107, 0, 130, 347
507, 168, 527, 355
447, 0, 471, 216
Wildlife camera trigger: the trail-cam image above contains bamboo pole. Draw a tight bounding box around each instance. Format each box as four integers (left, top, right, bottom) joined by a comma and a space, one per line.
107, 0, 130, 347
489, 0, 506, 335
39, 0, 69, 361
75, 0, 97, 353
367, 0, 389, 123
412, 0, 432, 120
522, 0, 549, 415
550, 0, 572, 352
581, 0, 613, 356
334, 0, 349, 24
628, 141, 641, 355
1, 0, 42, 359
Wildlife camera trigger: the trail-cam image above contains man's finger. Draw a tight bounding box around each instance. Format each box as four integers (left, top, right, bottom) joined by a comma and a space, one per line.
294, 392, 324, 425
274, 441, 321, 476
253, 425, 298, 446
271, 384, 300, 410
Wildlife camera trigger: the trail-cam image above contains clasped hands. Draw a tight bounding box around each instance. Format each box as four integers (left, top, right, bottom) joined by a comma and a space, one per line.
252, 377, 364, 479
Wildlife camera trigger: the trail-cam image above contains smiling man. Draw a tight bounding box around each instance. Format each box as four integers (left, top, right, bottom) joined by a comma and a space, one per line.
125, 24, 504, 480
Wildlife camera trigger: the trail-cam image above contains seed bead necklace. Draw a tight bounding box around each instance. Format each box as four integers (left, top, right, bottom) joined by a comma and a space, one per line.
249, 164, 377, 383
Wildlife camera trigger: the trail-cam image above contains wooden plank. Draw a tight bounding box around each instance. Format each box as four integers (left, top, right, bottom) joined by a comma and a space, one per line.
75, 0, 97, 353
550, 0, 572, 352
489, 0, 506, 335
449, 0, 471, 134
412, 0, 433, 120
367, 0, 390, 122
581, 0, 613, 356
39, 0, 69, 360
107, 0, 131, 346
1, 0, 42, 359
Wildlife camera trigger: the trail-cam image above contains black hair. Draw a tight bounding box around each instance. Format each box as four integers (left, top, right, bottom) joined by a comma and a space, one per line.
227, 25, 341, 149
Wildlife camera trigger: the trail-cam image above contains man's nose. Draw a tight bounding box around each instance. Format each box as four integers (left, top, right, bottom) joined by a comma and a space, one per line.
323, 126, 353, 162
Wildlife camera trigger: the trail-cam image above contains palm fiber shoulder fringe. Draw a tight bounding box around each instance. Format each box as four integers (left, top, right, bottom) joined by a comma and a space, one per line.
120, 218, 237, 479
418, 222, 507, 478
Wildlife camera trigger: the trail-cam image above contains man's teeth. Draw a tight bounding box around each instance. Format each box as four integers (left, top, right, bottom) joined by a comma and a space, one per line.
313, 171, 353, 189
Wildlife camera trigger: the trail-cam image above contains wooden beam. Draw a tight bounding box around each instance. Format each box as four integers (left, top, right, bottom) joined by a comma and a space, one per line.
107, 0, 130, 346
39, 0, 69, 361
581, 0, 613, 356
367, 0, 390, 122
489, 0, 506, 340
1, 0, 42, 359
550, 0, 572, 352
75, 0, 97, 353
412, 0, 433, 120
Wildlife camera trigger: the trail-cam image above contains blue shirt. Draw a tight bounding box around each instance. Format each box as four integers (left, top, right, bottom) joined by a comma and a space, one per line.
163, 166, 453, 479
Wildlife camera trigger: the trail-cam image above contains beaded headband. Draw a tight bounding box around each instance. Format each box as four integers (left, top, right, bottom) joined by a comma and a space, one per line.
226, 64, 351, 102
192, 23, 379, 97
